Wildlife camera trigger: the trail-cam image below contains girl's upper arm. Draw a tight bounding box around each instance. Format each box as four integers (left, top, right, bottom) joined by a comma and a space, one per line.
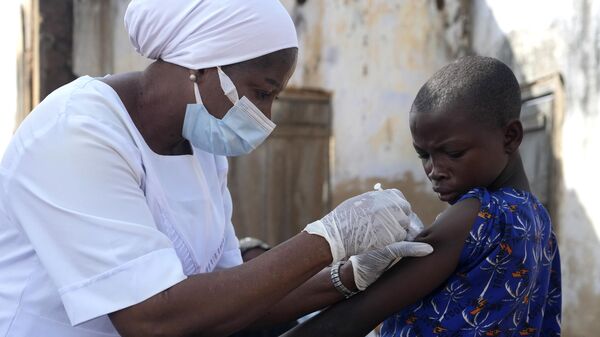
282, 197, 481, 337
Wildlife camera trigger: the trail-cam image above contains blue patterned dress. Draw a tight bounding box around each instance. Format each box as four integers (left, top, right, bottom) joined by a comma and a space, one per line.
381, 188, 561, 337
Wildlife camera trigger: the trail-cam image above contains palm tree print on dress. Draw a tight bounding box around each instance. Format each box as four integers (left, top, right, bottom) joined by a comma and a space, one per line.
381, 188, 561, 337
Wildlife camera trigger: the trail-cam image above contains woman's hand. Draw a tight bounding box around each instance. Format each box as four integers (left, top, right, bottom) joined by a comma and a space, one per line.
349, 211, 432, 290
304, 188, 412, 263
349, 241, 433, 291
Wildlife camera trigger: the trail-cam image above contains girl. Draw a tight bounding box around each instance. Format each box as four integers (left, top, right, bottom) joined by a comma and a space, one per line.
283, 56, 561, 337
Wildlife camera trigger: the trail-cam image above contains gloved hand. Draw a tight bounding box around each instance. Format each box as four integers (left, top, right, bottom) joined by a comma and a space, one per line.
349, 241, 433, 291
349, 211, 431, 291
406, 212, 425, 241
304, 188, 411, 263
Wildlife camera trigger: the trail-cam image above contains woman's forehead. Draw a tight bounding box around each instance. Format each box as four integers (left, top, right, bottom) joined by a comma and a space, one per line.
226, 48, 297, 87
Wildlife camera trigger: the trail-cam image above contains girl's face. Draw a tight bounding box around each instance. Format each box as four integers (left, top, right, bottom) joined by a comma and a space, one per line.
410, 108, 509, 204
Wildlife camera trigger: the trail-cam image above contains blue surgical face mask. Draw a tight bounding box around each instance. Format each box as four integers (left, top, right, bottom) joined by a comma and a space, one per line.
182, 67, 276, 156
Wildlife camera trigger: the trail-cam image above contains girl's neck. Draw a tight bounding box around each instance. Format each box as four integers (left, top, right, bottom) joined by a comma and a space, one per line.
488, 152, 531, 193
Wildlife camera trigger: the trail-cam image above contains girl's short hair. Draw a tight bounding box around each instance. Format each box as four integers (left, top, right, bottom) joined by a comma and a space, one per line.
411, 56, 521, 128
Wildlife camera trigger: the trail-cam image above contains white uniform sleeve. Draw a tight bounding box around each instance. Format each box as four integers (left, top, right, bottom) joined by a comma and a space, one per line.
5, 113, 187, 325
214, 157, 242, 270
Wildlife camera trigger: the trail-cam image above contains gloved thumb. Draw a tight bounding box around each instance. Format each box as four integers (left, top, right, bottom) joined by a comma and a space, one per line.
385, 241, 433, 258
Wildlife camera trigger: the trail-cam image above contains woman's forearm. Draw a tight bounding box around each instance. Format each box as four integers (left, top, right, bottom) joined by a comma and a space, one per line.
246, 261, 357, 329
281, 290, 381, 337
109, 232, 332, 337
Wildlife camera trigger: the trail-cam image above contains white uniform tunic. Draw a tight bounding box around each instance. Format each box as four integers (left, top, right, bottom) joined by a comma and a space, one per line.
0, 76, 242, 336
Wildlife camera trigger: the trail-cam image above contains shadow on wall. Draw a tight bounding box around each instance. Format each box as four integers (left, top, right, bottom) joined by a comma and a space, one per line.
558, 189, 599, 336
559, 2, 600, 333
560, 2, 600, 331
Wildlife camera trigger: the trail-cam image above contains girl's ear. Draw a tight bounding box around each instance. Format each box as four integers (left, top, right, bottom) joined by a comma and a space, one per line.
503, 119, 523, 154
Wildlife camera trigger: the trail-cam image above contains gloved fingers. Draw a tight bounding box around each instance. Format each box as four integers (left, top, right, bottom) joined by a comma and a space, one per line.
406, 212, 425, 241
349, 255, 372, 291
340, 189, 411, 226
389, 216, 409, 242
384, 188, 412, 214
378, 190, 413, 230
376, 205, 409, 242
384, 241, 434, 258
312, 188, 420, 261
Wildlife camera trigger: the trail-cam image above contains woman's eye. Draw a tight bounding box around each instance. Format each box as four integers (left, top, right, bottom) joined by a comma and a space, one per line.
256, 90, 271, 100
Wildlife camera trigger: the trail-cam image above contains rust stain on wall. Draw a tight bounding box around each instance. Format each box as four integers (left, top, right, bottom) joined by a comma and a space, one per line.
333, 172, 447, 226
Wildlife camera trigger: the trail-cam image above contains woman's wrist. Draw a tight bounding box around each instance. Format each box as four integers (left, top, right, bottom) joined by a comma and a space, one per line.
299, 231, 334, 266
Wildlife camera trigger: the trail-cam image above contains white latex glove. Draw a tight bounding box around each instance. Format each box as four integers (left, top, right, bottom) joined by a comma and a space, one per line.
374, 182, 424, 241
349, 211, 431, 291
349, 241, 432, 291
406, 212, 425, 241
304, 189, 411, 263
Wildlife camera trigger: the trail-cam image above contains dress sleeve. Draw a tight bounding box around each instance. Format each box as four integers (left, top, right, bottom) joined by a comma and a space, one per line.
454, 188, 499, 270
4, 113, 187, 325
214, 157, 243, 270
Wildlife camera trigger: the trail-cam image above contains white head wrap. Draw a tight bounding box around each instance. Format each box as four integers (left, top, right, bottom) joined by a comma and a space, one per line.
124, 0, 298, 69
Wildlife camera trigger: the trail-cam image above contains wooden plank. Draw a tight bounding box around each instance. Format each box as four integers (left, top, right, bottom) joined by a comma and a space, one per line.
229, 90, 331, 245
229, 144, 268, 240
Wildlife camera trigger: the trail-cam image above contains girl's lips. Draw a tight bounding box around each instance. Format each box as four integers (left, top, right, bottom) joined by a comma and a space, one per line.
432, 186, 449, 194
437, 192, 455, 202
432, 187, 458, 202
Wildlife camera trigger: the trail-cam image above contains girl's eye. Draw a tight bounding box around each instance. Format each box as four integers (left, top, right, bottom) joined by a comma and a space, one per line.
447, 150, 465, 159
416, 152, 430, 160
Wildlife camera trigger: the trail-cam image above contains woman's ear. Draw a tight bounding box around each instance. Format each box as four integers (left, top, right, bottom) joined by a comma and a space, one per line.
503, 119, 523, 154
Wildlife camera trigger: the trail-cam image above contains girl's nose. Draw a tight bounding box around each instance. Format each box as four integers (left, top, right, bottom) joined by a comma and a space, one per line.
427, 160, 448, 181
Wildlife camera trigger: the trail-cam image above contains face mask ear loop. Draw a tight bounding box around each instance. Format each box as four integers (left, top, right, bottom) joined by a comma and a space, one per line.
193, 82, 203, 105
190, 72, 203, 105
217, 66, 240, 104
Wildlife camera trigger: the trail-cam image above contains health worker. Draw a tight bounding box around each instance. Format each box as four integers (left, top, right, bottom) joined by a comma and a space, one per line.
0, 1, 432, 336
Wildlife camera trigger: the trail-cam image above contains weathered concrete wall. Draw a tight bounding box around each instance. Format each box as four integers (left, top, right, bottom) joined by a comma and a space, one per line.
73, 0, 150, 77
280, 0, 472, 224
472, 0, 600, 335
